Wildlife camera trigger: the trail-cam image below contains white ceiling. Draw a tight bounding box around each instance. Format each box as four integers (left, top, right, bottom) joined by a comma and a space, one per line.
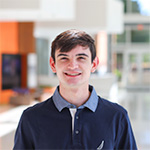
0, 0, 124, 34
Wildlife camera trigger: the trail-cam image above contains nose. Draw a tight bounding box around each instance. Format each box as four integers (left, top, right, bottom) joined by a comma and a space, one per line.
68, 59, 78, 70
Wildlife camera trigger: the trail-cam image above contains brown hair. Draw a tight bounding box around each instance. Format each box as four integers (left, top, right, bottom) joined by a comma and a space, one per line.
51, 29, 96, 62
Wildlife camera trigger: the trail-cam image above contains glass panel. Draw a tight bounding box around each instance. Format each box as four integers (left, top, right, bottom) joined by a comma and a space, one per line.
142, 53, 150, 84
131, 0, 140, 13
128, 54, 138, 84
114, 53, 123, 81
131, 30, 150, 43
129, 53, 137, 63
143, 53, 150, 63
36, 38, 49, 75
132, 0, 150, 16
116, 31, 126, 43
117, 53, 123, 70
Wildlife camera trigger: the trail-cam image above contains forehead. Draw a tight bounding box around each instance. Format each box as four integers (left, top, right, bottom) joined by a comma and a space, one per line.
55, 45, 91, 55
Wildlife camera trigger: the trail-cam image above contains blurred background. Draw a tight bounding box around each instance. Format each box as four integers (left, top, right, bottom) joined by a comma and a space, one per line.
0, 0, 150, 149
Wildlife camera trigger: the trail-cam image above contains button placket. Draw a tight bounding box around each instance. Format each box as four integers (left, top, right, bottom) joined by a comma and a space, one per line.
73, 109, 82, 146
75, 130, 79, 134
74, 110, 80, 136
75, 115, 79, 135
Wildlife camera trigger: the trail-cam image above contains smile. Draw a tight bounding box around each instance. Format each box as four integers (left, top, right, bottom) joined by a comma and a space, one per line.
64, 72, 81, 77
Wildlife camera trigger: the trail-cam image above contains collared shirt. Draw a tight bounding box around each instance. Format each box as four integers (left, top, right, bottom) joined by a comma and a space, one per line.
53, 85, 98, 132
13, 85, 137, 150
53, 85, 98, 112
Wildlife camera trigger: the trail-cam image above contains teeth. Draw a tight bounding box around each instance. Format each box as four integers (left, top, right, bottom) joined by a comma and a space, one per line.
67, 73, 79, 75
65, 73, 80, 76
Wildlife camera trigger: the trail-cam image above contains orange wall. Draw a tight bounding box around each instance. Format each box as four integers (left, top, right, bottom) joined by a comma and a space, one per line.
0, 22, 19, 53
0, 22, 19, 104
0, 22, 34, 104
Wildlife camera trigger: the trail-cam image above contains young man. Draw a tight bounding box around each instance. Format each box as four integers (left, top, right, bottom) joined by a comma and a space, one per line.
13, 29, 137, 150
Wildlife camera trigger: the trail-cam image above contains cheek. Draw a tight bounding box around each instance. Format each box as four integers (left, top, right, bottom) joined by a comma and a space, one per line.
55, 61, 64, 68
83, 63, 93, 71
55, 63, 66, 73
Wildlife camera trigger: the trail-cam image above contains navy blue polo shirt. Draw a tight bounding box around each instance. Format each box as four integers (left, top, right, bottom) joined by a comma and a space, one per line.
13, 86, 137, 150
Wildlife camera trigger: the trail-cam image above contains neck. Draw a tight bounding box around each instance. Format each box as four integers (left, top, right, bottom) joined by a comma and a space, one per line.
59, 84, 90, 107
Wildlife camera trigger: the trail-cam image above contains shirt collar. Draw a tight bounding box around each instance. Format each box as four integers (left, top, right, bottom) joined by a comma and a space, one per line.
53, 85, 98, 112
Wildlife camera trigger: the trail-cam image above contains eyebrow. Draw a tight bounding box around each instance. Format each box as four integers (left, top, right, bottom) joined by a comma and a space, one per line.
57, 54, 68, 57
57, 53, 89, 58
76, 53, 89, 57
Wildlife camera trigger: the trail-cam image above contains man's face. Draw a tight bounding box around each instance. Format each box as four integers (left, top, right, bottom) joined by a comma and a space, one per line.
50, 45, 99, 88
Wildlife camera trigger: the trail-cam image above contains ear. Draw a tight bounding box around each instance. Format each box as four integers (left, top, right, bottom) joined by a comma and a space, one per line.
91, 56, 99, 73
50, 57, 56, 73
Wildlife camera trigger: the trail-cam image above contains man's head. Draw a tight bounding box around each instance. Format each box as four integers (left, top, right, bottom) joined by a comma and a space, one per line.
51, 29, 96, 63
50, 29, 99, 88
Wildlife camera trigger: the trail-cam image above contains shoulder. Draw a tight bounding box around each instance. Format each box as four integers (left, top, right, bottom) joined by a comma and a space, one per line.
96, 96, 132, 131
22, 97, 55, 117
98, 96, 128, 117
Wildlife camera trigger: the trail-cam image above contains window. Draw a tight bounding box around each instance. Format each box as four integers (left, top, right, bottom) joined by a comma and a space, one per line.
131, 0, 140, 13
119, 0, 150, 15
128, 54, 138, 84
142, 53, 150, 84
117, 31, 126, 43
117, 53, 123, 70
36, 38, 49, 75
131, 30, 150, 43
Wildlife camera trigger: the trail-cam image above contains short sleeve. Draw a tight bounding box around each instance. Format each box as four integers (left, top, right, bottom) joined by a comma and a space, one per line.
13, 110, 35, 150
114, 111, 137, 150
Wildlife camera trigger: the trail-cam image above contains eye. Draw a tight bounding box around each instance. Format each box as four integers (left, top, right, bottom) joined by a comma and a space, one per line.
60, 57, 68, 61
78, 57, 86, 60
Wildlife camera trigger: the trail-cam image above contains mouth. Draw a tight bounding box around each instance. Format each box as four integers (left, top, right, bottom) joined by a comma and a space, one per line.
64, 72, 81, 77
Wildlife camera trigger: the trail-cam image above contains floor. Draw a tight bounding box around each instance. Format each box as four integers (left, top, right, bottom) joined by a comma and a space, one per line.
0, 104, 33, 150
0, 104, 16, 114
117, 87, 150, 150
